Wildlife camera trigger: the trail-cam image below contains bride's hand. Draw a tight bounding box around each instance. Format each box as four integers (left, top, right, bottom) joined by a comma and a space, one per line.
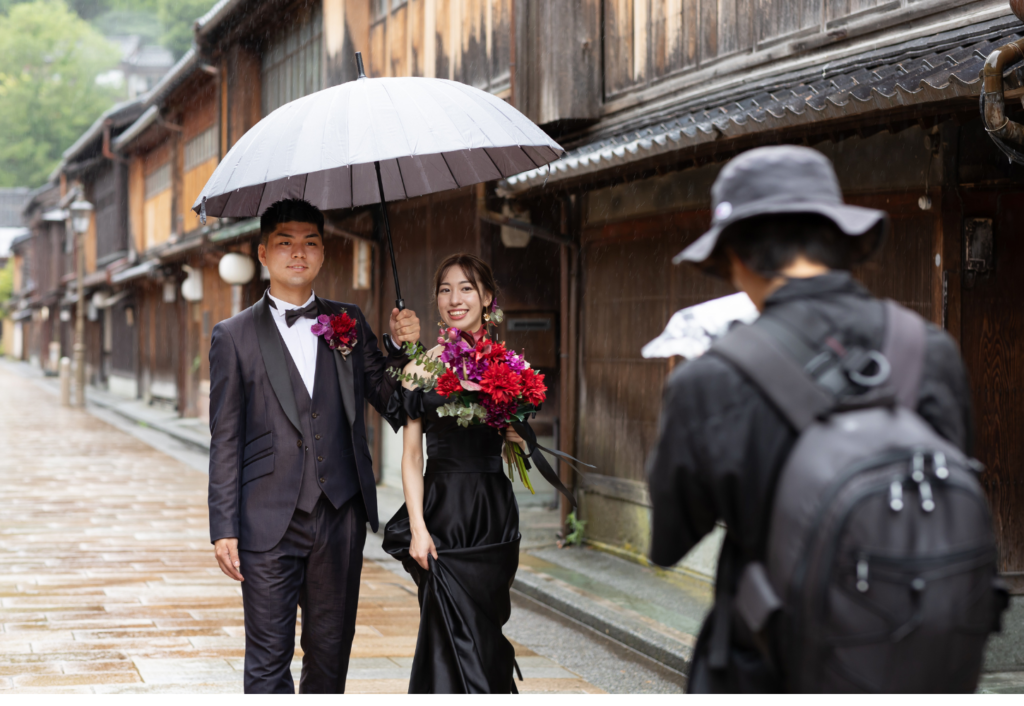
503, 427, 528, 453
410, 527, 438, 571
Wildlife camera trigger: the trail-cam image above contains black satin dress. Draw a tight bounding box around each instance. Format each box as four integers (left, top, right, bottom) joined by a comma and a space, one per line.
383, 388, 521, 694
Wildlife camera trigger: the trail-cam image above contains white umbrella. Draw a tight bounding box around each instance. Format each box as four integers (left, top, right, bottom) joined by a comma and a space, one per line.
193, 53, 564, 309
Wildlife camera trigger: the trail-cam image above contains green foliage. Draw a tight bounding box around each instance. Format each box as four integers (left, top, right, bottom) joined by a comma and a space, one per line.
0, 258, 13, 311
435, 400, 488, 428
158, 0, 213, 59
389, 341, 446, 391
0, 0, 120, 187
564, 511, 586, 546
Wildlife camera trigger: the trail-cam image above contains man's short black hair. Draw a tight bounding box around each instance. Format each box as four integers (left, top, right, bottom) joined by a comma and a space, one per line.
716, 213, 854, 278
260, 198, 324, 245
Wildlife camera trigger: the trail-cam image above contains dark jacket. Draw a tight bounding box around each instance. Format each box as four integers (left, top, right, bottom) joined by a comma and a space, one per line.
208, 290, 406, 552
647, 273, 974, 692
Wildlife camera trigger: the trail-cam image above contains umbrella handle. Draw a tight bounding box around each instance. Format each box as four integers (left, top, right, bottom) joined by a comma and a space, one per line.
374, 160, 405, 312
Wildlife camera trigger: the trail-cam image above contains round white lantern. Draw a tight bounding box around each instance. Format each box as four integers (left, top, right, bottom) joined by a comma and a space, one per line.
181, 265, 204, 302
218, 253, 256, 286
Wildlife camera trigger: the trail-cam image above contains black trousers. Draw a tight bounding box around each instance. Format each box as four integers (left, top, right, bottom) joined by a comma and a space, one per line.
239, 495, 367, 694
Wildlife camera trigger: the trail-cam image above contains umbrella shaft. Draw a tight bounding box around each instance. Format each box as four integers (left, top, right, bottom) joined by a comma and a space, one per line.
374, 161, 405, 311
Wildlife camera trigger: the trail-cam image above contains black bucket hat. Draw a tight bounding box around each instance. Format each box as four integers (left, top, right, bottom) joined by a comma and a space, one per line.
673, 145, 889, 272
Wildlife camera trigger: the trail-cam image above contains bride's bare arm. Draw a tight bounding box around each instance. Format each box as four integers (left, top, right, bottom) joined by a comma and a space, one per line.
402, 412, 437, 570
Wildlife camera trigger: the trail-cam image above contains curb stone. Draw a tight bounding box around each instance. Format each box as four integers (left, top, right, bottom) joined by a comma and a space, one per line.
512, 567, 694, 675
86, 393, 213, 454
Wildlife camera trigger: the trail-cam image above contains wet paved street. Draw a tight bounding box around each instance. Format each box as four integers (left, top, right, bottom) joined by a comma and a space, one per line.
0, 366, 614, 694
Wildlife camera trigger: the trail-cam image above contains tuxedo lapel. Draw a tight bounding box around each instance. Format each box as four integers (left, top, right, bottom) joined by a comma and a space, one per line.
317, 297, 357, 424
252, 291, 302, 435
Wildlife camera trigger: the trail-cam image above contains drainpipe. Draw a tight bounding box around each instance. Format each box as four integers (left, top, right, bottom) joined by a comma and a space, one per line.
981, 38, 1024, 146
981, 3, 1024, 157
102, 120, 128, 164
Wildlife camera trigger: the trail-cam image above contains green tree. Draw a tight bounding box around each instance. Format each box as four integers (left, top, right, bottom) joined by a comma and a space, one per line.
0, 258, 13, 311
0, 0, 120, 187
158, 0, 213, 59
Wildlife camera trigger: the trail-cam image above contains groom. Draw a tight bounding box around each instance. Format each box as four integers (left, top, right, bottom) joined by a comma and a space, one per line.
207, 198, 419, 693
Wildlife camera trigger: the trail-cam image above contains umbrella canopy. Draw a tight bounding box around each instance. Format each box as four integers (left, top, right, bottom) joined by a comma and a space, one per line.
192, 74, 564, 219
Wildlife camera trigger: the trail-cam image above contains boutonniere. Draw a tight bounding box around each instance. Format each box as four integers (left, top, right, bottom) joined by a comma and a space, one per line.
311, 310, 358, 358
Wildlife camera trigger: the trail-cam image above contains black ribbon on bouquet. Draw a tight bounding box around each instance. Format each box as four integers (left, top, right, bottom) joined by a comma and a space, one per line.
510, 420, 596, 511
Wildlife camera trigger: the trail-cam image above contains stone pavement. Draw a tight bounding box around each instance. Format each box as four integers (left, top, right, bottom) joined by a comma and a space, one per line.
0, 365, 601, 694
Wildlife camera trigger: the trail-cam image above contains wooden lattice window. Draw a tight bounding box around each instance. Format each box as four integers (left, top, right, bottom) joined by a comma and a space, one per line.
261, 4, 323, 116
184, 126, 218, 172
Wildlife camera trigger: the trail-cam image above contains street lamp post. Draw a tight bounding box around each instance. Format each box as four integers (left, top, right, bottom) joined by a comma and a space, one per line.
69, 199, 93, 408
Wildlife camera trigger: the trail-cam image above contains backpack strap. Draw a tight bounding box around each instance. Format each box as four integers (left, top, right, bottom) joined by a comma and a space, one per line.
711, 324, 834, 433
881, 300, 927, 409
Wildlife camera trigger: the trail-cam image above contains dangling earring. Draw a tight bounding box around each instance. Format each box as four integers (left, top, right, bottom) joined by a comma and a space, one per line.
483, 298, 504, 326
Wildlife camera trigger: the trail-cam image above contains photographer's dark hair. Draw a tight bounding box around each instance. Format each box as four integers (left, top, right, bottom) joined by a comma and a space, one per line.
260, 198, 324, 245
433, 253, 501, 330
717, 213, 854, 278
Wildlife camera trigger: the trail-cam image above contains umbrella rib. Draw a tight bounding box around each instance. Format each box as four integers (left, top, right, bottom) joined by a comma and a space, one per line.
480, 147, 505, 179
438, 151, 462, 188
394, 159, 410, 201
519, 146, 546, 170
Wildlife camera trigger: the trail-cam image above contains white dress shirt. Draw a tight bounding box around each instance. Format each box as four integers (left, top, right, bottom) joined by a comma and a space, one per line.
268, 290, 319, 398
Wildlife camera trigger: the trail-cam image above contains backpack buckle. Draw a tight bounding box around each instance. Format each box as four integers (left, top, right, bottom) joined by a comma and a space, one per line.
844, 349, 891, 388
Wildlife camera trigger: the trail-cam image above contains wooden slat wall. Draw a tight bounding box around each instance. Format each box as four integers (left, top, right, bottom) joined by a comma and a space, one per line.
518, 0, 601, 124
325, 0, 602, 123
182, 159, 218, 234
579, 212, 731, 484
198, 264, 236, 384
374, 188, 480, 325
577, 190, 941, 486
143, 191, 173, 251
227, 45, 262, 149
603, 0, 966, 100
109, 296, 137, 377
958, 190, 1024, 574
314, 232, 377, 315
848, 192, 938, 322
84, 211, 97, 275
128, 159, 145, 255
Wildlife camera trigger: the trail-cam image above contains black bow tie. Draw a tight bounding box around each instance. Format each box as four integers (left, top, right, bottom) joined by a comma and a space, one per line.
281, 300, 319, 328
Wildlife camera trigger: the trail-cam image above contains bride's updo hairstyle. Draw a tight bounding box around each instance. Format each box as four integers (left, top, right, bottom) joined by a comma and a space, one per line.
433, 253, 501, 331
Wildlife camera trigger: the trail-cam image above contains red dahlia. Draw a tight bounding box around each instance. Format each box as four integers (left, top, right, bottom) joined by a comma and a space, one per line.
479, 363, 522, 405
435, 370, 462, 398
520, 368, 547, 406
483, 339, 507, 360
331, 312, 356, 339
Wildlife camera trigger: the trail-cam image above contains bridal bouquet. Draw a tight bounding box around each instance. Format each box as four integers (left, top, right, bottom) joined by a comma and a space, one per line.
394, 327, 547, 493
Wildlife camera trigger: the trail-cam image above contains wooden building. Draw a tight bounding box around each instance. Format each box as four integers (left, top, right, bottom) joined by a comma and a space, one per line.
498, 1, 1024, 589
42, 0, 1024, 593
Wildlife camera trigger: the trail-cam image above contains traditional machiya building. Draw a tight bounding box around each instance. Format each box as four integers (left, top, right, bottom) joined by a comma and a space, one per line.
4, 232, 33, 361
498, 0, 1024, 592
54, 0, 1024, 597
17, 183, 68, 373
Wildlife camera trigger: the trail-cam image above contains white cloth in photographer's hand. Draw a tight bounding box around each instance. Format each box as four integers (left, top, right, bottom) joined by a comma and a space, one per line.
642, 293, 759, 360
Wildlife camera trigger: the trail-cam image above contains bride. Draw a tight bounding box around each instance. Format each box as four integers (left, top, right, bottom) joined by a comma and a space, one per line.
383, 253, 526, 694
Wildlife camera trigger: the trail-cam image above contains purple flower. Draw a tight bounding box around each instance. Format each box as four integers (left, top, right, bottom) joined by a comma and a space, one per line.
310, 314, 332, 337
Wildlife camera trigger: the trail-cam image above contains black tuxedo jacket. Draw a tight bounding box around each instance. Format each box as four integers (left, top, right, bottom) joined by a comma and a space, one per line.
208, 290, 406, 552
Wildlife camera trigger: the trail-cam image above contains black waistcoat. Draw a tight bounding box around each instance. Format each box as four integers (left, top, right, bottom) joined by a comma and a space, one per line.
281, 332, 358, 513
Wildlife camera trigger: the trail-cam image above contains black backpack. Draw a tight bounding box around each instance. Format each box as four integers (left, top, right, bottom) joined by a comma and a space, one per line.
712, 299, 1009, 693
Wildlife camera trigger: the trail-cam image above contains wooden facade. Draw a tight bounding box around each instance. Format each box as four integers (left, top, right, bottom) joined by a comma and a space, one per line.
33, 0, 1024, 586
